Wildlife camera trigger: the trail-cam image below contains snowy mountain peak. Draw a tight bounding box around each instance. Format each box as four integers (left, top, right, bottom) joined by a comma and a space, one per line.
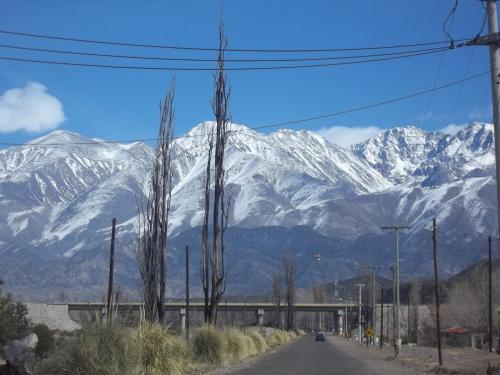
27, 130, 91, 145
353, 122, 495, 185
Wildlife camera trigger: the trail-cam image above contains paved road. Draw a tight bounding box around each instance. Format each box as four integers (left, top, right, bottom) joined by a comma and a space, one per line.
228, 335, 420, 375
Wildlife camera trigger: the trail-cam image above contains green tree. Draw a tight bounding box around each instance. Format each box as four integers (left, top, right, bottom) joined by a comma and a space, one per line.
0, 280, 29, 347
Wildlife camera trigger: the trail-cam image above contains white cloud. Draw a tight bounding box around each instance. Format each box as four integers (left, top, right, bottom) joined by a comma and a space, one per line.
0, 82, 65, 133
316, 125, 386, 147
438, 124, 467, 135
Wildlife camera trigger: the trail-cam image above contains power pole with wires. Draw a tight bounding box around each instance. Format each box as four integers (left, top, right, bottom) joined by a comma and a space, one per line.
185, 245, 190, 341
356, 283, 365, 343
106, 218, 117, 322
432, 218, 443, 367
380, 287, 384, 349
382, 225, 411, 357
467, 0, 500, 239
489, 235, 493, 353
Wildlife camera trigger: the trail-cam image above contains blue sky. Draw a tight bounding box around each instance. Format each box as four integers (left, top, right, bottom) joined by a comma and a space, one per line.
0, 0, 493, 147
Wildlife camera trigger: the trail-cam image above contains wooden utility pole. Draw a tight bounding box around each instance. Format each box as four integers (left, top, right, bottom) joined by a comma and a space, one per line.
372, 268, 376, 332
380, 287, 384, 349
106, 218, 116, 321
185, 245, 190, 341
489, 235, 493, 353
432, 218, 443, 367
382, 225, 411, 357
390, 265, 396, 350
243, 296, 247, 334
467, 1, 500, 250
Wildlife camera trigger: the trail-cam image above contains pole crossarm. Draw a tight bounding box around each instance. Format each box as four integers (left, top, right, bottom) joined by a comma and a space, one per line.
465, 32, 500, 46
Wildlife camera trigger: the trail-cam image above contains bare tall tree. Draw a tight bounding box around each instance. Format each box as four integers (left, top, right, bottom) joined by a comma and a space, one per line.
272, 272, 282, 328
201, 21, 231, 325
284, 253, 296, 330
136, 80, 175, 323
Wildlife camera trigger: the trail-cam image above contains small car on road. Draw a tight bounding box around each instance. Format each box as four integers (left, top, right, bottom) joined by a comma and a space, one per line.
315, 331, 326, 341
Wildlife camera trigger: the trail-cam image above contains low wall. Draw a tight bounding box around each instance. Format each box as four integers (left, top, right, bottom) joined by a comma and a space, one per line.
25, 303, 81, 332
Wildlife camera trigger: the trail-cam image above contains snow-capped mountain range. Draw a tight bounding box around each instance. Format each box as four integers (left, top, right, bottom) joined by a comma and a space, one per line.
0, 121, 496, 300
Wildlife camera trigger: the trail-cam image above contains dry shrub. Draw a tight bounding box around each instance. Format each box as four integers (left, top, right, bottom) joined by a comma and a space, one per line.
66, 324, 138, 375
190, 325, 224, 365
137, 322, 188, 375
222, 329, 247, 362
246, 330, 267, 354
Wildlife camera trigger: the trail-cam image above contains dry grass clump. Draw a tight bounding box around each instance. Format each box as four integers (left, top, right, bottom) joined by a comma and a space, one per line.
246, 330, 267, 354
137, 322, 188, 375
190, 325, 224, 365
64, 324, 139, 375
222, 328, 247, 362
241, 334, 258, 356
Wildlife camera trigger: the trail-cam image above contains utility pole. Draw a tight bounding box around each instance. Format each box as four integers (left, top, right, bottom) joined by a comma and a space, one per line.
489, 235, 493, 353
466, 1, 500, 239
106, 218, 117, 322
389, 265, 396, 352
370, 265, 383, 335
380, 287, 384, 349
243, 296, 247, 334
185, 245, 190, 341
356, 284, 365, 343
382, 225, 411, 357
432, 218, 443, 367
372, 268, 376, 331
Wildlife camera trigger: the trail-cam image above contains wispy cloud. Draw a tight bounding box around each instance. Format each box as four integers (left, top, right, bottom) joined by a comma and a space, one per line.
468, 104, 492, 122
0, 82, 65, 133
438, 124, 467, 135
316, 125, 386, 147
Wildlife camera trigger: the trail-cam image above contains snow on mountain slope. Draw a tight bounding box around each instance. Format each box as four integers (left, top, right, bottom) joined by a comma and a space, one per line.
352, 122, 495, 187
0, 121, 497, 299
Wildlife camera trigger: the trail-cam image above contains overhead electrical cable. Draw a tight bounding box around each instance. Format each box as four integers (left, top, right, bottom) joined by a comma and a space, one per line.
0, 43, 450, 63
445, 47, 477, 127
421, 2, 459, 130
443, 0, 459, 47
0, 29, 474, 53
0, 47, 452, 71
0, 70, 489, 148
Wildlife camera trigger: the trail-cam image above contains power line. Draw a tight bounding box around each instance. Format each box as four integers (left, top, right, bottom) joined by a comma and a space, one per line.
0, 70, 488, 148
445, 47, 477, 126
0, 48, 452, 71
0, 29, 474, 53
0, 43, 450, 63
443, 0, 459, 47
422, 4, 459, 129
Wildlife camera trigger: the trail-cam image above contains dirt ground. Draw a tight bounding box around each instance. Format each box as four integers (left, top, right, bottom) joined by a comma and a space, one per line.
332, 338, 500, 374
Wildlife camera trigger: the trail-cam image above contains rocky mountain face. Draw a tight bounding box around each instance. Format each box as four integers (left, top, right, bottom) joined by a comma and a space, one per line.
0, 122, 496, 300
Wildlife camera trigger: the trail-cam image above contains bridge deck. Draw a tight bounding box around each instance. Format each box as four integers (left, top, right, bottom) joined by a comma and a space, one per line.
66, 302, 383, 312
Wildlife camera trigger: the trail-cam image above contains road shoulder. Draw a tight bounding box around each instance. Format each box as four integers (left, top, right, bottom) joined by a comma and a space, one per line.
328, 337, 424, 375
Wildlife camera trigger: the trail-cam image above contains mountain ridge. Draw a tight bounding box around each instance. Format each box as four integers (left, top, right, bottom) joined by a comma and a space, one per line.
0, 121, 496, 300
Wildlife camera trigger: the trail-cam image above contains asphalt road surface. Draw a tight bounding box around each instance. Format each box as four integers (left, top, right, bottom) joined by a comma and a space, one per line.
228, 335, 420, 375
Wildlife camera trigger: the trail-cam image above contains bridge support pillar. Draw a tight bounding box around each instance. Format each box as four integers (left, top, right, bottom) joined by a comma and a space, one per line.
179, 308, 186, 331
256, 309, 264, 326
338, 311, 344, 336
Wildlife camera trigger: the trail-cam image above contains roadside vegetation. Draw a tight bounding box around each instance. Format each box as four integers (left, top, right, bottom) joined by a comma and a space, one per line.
34, 322, 302, 375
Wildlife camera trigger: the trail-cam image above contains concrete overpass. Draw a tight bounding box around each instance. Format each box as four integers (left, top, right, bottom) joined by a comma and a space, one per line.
27, 301, 391, 332
67, 301, 359, 313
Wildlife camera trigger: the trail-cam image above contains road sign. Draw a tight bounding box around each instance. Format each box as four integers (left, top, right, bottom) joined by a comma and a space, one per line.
365, 328, 374, 337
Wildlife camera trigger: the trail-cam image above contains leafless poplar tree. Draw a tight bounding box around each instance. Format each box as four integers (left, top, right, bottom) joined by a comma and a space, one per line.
201, 21, 231, 325
136, 80, 175, 323
272, 272, 282, 328
284, 253, 296, 330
